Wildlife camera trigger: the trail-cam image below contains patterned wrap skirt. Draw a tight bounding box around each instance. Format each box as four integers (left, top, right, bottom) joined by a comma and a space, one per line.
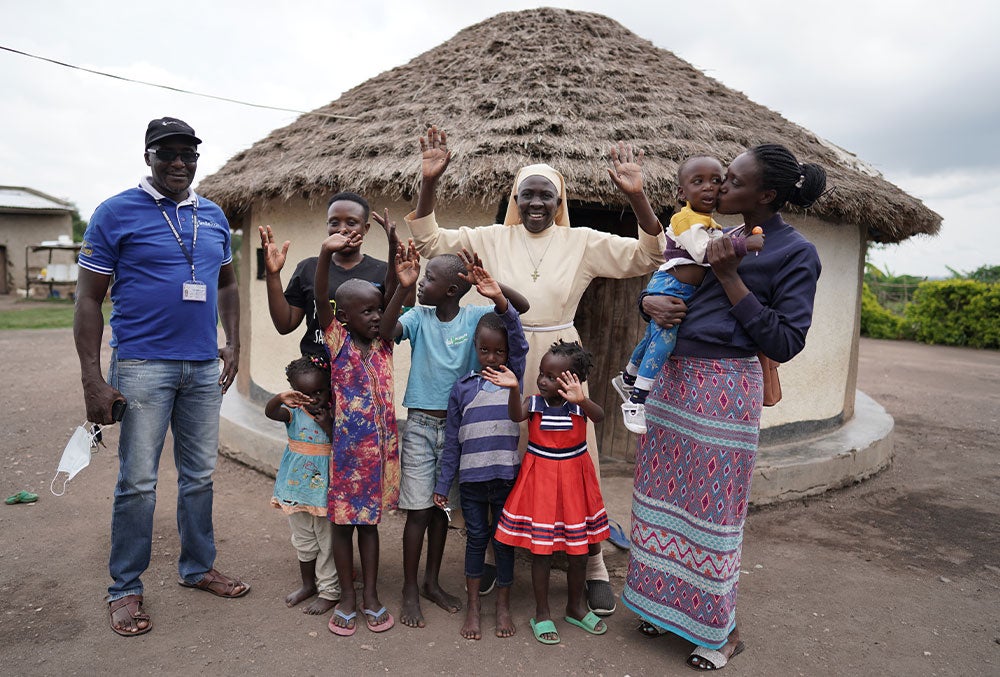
622, 355, 762, 649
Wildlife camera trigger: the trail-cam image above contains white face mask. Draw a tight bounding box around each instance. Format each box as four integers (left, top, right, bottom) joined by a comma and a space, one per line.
50, 423, 102, 496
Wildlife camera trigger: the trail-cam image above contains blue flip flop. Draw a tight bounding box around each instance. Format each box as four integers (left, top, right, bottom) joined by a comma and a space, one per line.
607, 519, 630, 550
328, 606, 357, 636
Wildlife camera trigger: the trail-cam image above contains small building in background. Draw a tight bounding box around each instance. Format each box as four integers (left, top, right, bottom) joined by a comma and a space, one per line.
0, 186, 75, 296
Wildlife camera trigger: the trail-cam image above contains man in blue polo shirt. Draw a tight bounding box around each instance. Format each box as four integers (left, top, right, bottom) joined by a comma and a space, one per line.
74, 117, 247, 637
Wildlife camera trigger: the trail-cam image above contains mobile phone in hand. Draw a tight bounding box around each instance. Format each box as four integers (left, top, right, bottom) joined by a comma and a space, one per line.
112, 399, 127, 422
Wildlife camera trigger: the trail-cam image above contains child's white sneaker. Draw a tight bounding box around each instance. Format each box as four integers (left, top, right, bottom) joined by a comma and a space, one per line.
621, 402, 647, 434
611, 373, 634, 402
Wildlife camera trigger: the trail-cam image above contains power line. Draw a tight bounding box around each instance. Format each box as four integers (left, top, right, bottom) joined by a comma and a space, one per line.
0, 44, 358, 121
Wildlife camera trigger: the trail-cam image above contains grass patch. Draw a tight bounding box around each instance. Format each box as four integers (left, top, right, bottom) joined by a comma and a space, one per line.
0, 300, 76, 330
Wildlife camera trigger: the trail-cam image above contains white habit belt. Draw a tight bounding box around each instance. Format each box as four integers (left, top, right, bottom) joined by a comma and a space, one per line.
522, 322, 574, 333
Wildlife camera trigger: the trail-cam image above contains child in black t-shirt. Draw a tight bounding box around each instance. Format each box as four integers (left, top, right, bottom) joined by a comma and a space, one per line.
259, 192, 406, 355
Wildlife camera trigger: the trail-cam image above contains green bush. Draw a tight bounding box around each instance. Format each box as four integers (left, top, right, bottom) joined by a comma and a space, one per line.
905, 280, 1000, 349
963, 284, 1000, 348
859, 282, 906, 339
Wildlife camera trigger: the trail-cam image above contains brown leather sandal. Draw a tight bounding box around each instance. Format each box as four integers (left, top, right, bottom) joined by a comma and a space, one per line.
109, 594, 152, 637
178, 568, 251, 598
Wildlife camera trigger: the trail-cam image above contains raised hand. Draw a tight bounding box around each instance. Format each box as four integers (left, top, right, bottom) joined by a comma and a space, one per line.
457, 247, 484, 273
419, 126, 451, 181
607, 141, 645, 196
466, 266, 503, 302
372, 208, 399, 250
457, 248, 499, 295
556, 371, 585, 403
277, 390, 315, 409
322, 231, 363, 254
395, 239, 421, 288
482, 365, 518, 389
258, 225, 290, 274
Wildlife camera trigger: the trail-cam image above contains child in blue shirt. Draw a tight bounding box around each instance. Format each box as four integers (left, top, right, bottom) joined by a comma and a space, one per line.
432, 267, 528, 641
380, 241, 528, 629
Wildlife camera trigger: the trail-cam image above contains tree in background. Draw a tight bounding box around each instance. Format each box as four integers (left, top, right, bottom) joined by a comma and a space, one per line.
946, 264, 1000, 285
71, 207, 87, 242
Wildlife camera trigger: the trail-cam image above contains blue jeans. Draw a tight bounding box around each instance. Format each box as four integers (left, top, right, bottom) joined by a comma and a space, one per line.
459, 479, 515, 587
107, 354, 222, 601
628, 271, 697, 391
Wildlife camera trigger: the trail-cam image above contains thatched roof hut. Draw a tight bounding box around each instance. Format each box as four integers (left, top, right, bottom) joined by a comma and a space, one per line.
206, 7, 918, 478
200, 7, 939, 244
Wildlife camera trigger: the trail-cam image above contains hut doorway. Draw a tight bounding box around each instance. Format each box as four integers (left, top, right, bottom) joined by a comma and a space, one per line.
570, 202, 668, 462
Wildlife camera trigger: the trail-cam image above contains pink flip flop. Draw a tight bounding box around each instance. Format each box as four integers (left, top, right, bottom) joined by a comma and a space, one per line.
328, 606, 357, 636
362, 606, 394, 632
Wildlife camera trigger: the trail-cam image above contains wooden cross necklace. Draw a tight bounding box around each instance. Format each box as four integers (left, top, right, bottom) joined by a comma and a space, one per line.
520, 227, 555, 282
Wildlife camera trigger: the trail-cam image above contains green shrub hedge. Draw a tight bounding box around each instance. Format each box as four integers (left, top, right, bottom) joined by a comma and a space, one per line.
904, 280, 1000, 349
859, 282, 907, 340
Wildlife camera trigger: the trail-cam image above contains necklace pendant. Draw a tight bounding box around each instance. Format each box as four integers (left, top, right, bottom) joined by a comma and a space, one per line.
531, 269, 540, 282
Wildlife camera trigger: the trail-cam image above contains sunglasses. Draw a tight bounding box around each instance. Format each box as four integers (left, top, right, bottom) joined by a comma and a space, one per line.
147, 148, 200, 163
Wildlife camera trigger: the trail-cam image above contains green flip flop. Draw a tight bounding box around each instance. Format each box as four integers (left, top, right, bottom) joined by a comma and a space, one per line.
529, 617, 560, 645
564, 611, 607, 635
5, 490, 39, 505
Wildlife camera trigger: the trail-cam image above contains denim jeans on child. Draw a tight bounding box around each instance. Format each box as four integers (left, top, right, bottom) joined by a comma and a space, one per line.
107, 353, 223, 602
459, 478, 515, 587
627, 271, 698, 391
399, 411, 450, 510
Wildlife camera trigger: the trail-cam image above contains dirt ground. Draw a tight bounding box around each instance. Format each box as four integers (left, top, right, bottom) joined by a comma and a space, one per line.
1, 314, 998, 675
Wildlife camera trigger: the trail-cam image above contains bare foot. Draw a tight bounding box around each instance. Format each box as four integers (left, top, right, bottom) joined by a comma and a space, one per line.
495, 588, 516, 638
400, 586, 425, 628
460, 597, 481, 640
304, 596, 337, 615
285, 584, 317, 608
420, 582, 462, 613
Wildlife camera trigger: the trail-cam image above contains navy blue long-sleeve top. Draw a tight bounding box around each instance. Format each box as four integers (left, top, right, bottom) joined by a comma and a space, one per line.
670, 212, 821, 363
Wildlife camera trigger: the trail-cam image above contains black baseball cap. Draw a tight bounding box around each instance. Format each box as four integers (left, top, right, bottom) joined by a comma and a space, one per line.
145, 117, 202, 147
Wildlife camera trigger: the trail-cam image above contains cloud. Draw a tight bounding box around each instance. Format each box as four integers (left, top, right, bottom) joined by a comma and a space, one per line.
868, 168, 1000, 277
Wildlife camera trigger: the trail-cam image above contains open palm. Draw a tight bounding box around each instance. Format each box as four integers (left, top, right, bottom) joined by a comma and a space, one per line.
608, 142, 645, 195
420, 126, 451, 180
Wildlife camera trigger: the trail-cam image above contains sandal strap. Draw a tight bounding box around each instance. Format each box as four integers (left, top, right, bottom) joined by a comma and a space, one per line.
109, 595, 149, 620
201, 568, 244, 593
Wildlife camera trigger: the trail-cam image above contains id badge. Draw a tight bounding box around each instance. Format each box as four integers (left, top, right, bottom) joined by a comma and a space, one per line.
182, 280, 208, 302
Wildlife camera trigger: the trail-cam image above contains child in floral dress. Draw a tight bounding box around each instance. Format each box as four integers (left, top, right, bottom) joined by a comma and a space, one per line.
315, 227, 400, 636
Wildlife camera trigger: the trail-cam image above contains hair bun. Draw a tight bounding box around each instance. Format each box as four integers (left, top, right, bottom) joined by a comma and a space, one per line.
790, 163, 827, 208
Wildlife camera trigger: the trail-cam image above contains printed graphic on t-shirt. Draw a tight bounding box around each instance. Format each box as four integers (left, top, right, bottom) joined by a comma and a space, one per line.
446, 333, 470, 348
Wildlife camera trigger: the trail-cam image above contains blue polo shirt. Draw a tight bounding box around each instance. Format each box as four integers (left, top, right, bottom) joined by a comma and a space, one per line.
78, 178, 232, 361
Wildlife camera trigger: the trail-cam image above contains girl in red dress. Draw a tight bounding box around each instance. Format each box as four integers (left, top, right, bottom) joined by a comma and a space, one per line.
484, 340, 609, 645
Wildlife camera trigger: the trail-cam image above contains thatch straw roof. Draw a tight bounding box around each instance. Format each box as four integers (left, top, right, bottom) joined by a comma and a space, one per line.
199, 7, 938, 243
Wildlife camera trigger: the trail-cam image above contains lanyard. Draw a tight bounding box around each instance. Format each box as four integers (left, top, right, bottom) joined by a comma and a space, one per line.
155, 199, 199, 281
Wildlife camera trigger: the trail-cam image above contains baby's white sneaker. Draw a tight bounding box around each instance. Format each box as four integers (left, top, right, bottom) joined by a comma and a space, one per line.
621, 402, 647, 434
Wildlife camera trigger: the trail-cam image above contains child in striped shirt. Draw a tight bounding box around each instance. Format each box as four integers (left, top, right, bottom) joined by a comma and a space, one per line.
433, 265, 528, 641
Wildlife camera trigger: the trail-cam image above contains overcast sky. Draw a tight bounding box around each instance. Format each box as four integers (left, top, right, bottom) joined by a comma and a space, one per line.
2, 0, 997, 278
